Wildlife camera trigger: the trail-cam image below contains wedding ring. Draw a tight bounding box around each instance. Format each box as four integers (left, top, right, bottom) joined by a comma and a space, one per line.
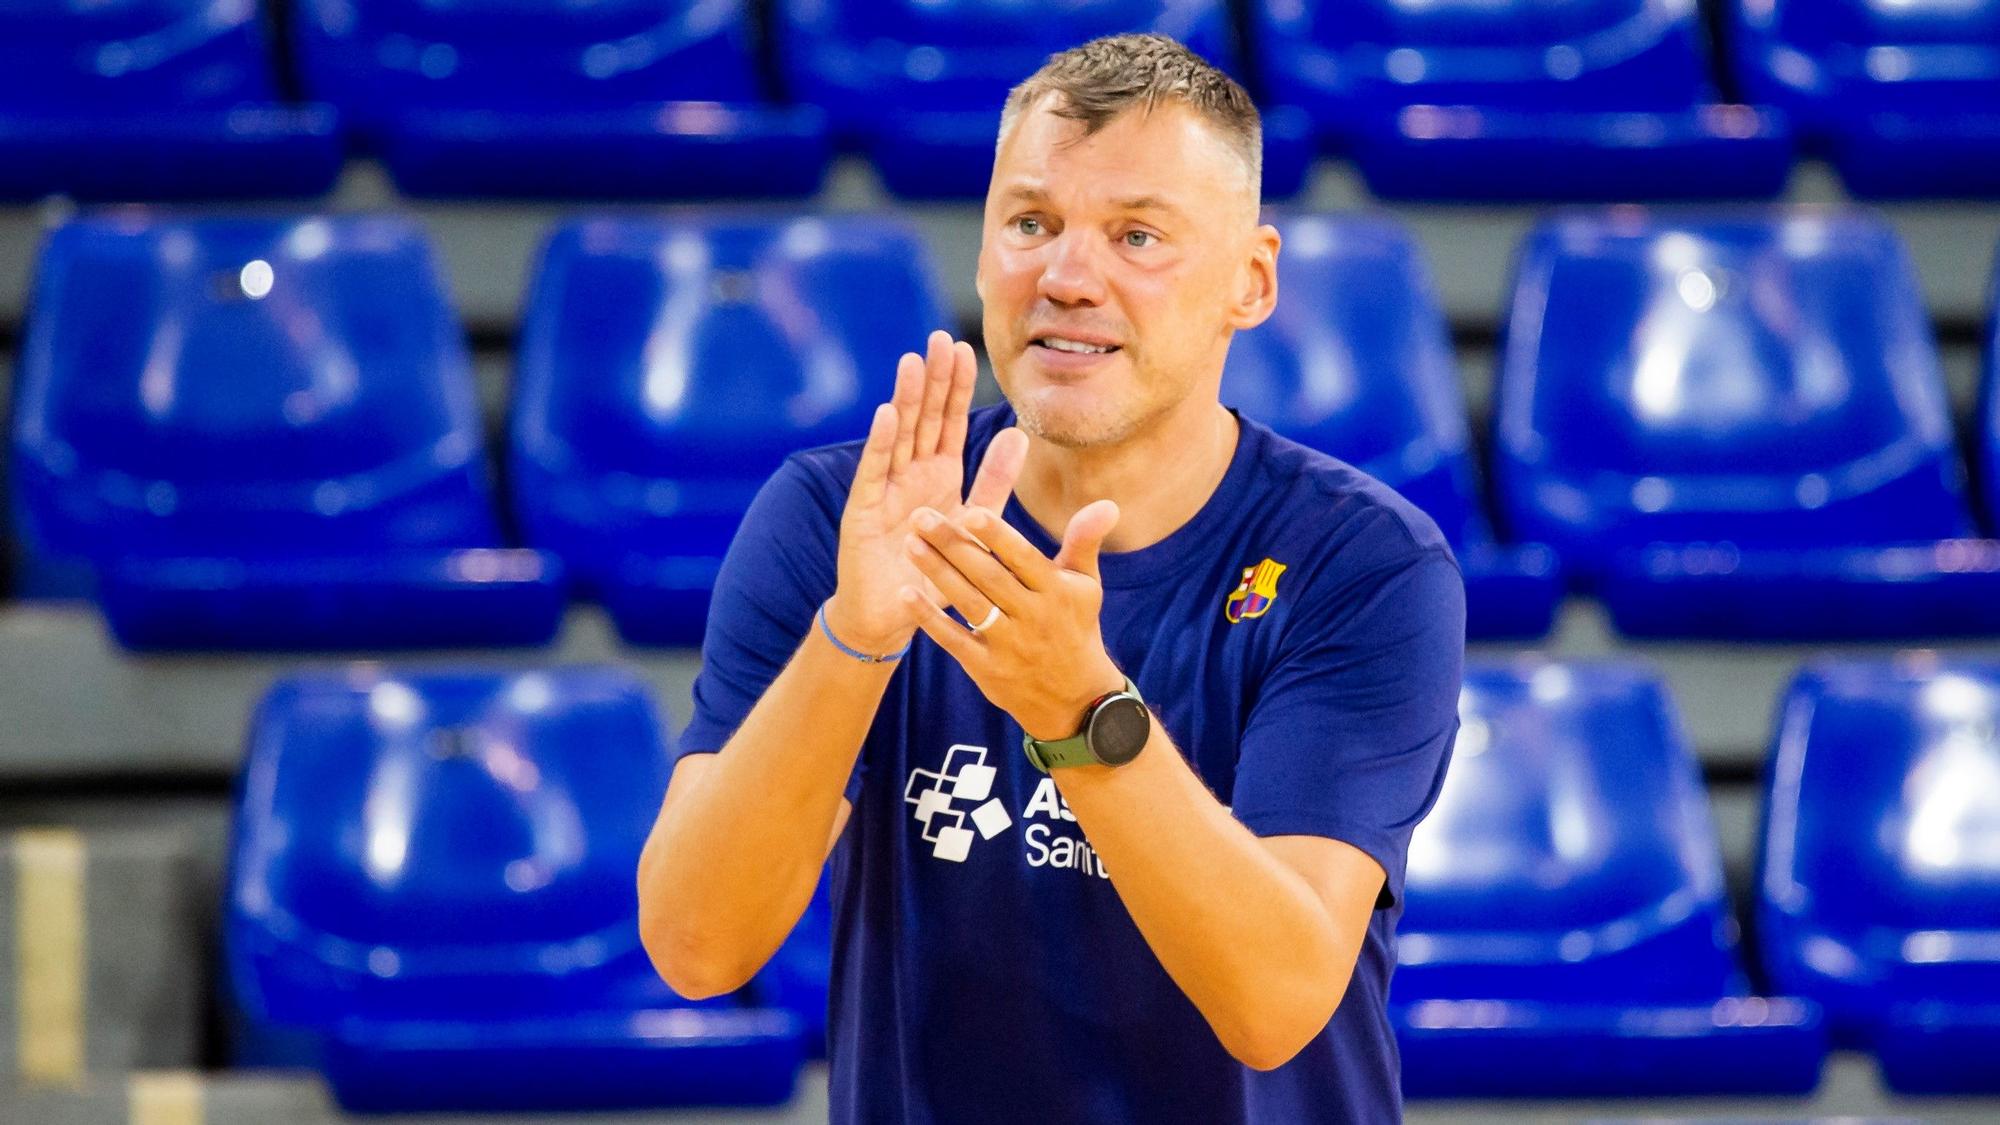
967, 606, 1003, 635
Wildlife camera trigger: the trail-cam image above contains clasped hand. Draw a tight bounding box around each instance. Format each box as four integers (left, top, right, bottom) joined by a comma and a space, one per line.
900, 501, 1125, 743
830, 329, 1125, 744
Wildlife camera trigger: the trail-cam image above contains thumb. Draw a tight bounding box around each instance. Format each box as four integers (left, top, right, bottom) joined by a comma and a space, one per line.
963, 426, 1028, 513
1054, 500, 1120, 578
847, 402, 898, 511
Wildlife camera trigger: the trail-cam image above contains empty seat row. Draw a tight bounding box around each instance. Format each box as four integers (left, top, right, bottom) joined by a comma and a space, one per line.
3, 1, 1995, 203
1265, 0, 2000, 201
10, 209, 1554, 649
10, 209, 2000, 650
220, 657, 2000, 1107
6, 212, 949, 649
1400, 656, 2000, 1097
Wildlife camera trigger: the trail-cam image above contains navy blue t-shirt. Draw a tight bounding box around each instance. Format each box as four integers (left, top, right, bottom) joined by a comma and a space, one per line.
679, 405, 1464, 1124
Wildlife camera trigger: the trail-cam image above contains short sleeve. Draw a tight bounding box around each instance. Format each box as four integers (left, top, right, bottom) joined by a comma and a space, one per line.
1229, 546, 1464, 909
675, 454, 854, 795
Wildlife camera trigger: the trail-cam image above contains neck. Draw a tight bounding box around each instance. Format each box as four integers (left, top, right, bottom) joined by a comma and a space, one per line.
1014, 397, 1241, 555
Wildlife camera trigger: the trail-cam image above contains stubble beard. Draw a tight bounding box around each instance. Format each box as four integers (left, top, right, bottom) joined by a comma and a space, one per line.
1006, 366, 1183, 451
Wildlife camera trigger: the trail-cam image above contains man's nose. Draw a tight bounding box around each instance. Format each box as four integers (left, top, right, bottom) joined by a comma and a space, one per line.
1036, 230, 1108, 308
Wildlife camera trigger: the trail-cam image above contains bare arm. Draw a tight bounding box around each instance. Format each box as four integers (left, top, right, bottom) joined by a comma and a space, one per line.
1053, 725, 1383, 1070
638, 630, 885, 999
637, 331, 1024, 998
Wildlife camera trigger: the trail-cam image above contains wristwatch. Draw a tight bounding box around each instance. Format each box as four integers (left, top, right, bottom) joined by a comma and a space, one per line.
1022, 678, 1151, 772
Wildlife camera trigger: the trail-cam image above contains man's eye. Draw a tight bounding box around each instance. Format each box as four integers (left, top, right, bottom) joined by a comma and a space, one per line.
1123, 230, 1154, 248
1015, 217, 1042, 236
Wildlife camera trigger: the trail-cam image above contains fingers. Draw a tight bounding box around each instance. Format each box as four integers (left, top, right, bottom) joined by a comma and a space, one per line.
955, 507, 1055, 592
911, 330, 952, 465
939, 339, 978, 459
849, 402, 898, 509
910, 508, 1028, 614
965, 426, 1028, 513
892, 332, 975, 476
900, 585, 984, 664
903, 535, 998, 625
889, 351, 923, 476
1054, 500, 1121, 578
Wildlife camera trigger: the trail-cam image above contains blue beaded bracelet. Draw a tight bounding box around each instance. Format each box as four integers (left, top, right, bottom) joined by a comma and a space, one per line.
817, 602, 911, 664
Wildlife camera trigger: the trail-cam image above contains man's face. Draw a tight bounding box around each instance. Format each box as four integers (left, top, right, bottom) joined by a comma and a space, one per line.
976, 97, 1276, 450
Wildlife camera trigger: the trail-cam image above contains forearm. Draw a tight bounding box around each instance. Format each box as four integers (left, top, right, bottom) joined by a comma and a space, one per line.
640, 329, 994, 995
1057, 722, 1357, 1069
638, 617, 894, 996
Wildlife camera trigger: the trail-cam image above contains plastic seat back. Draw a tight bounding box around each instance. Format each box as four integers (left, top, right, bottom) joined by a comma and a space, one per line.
1763, 660, 2000, 1027
1734, 0, 2000, 122
228, 668, 675, 1024
1495, 211, 1969, 574
0, 0, 282, 113
1223, 215, 1483, 546
1257, 0, 1720, 113
512, 216, 944, 584
1399, 661, 1739, 1003
292, 0, 764, 133
782, 0, 1235, 123
12, 215, 498, 567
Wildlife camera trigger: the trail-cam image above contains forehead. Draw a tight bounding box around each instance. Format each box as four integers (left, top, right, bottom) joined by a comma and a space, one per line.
989, 98, 1250, 215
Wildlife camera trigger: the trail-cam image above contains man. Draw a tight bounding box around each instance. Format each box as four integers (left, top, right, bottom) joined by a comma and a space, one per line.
638, 33, 1463, 1124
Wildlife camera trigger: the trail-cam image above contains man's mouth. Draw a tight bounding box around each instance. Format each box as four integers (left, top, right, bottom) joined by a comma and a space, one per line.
1031, 336, 1121, 356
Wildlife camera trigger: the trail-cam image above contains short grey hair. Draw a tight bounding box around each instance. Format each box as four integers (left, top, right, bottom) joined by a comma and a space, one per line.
997, 33, 1262, 189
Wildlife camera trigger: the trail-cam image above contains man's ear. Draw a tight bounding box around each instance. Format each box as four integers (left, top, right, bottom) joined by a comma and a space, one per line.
1228, 223, 1280, 331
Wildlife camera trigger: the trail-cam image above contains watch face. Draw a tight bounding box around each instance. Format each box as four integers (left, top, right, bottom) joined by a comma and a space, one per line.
1088, 695, 1151, 766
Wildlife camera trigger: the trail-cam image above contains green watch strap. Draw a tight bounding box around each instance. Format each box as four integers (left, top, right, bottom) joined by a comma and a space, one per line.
1022, 678, 1140, 773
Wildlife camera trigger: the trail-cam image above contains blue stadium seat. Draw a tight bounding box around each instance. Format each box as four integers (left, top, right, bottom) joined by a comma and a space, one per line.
1494, 211, 2000, 640
9, 214, 564, 649
1222, 215, 1560, 638
1732, 0, 2000, 199
778, 0, 1311, 200
1760, 660, 2000, 1094
512, 216, 944, 645
1251, 0, 1791, 201
222, 668, 806, 1111
0, 0, 342, 201
290, 1, 828, 199
1395, 660, 1825, 1097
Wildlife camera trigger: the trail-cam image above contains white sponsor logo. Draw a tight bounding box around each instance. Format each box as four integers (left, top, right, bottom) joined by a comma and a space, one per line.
903, 744, 1013, 862
904, 750, 1110, 878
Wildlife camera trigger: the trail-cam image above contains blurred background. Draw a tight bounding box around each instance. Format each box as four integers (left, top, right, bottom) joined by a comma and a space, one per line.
1, 1, 1999, 1122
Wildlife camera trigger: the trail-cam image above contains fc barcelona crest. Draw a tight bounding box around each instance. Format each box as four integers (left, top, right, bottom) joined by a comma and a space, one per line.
1224, 558, 1287, 623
